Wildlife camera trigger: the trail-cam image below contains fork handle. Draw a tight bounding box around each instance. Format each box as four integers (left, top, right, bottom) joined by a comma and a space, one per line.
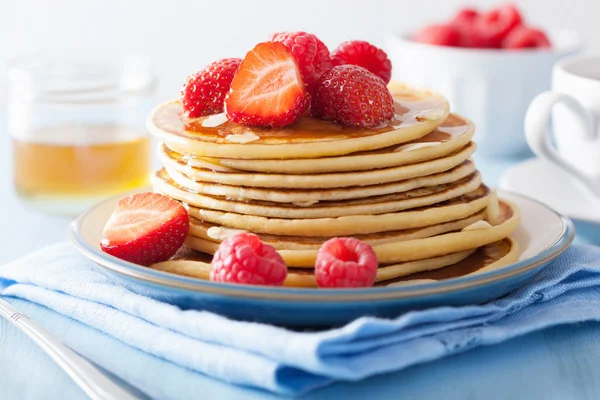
0, 298, 139, 400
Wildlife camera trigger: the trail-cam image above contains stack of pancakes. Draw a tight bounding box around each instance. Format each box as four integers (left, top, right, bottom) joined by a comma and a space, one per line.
148, 82, 520, 287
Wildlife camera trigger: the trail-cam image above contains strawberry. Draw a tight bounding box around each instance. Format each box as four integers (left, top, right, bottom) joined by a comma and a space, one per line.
502, 25, 551, 49
101, 192, 190, 266
330, 40, 393, 84
311, 65, 394, 128
181, 58, 242, 118
476, 4, 523, 48
414, 24, 462, 47
225, 41, 309, 128
271, 31, 332, 86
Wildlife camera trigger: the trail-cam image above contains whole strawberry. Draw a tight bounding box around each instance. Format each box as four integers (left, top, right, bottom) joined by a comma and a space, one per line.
311, 65, 395, 128
331, 40, 392, 84
210, 232, 287, 286
271, 31, 332, 86
181, 58, 242, 118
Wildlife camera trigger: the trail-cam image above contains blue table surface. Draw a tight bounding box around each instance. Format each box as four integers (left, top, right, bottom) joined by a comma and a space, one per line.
1, 129, 600, 400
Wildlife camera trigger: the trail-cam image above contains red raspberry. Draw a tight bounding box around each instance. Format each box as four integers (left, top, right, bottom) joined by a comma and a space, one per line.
456, 23, 490, 48
330, 40, 392, 84
315, 238, 378, 288
502, 26, 551, 49
181, 58, 242, 118
413, 24, 461, 47
311, 65, 394, 128
210, 232, 287, 286
271, 31, 332, 86
476, 4, 523, 48
451, 8, 479, 26
449, 8, 489, 48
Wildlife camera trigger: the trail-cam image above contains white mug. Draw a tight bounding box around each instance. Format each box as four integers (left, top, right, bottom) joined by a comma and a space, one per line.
525, 56, 600, 196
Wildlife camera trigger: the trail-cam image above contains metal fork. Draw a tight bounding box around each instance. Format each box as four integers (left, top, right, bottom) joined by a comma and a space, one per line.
0, 297, 151, 400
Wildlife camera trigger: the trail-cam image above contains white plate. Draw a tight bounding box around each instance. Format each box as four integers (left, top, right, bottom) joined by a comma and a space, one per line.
70, 189, 574, 326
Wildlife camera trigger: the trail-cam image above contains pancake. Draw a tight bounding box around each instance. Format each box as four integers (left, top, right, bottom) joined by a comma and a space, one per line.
162, 160, 477, 204
151, 248, 474, 287
147, 82, 450, 160
150, 238, 518, 288
187, 209, 487, 250
183, 185, 491, 236
158, 141, 476, 189
383, 237, 519, 286
184, 113, 475, 174
153, 170, 482, 219
183, 198, 518, 267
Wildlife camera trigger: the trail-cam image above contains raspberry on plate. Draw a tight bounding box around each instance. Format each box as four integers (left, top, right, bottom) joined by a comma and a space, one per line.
181, 58, 242, 118
271, 31, 332, 86
315, 237, 378, 288
311, 64, 394, 128
330, 40, 392, 84
225, 41, 309, 128
101, 192, 189, 266
476, 4, 523, 48
210, 232, 287, 286
413, 24, 461, 47
502, 25, 551, 49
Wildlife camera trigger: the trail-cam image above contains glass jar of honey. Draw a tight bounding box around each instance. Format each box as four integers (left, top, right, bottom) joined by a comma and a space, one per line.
7, 52, 156, 215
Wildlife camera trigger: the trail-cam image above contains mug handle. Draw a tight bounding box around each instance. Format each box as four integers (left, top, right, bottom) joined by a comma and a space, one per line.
525, 91, 599, 194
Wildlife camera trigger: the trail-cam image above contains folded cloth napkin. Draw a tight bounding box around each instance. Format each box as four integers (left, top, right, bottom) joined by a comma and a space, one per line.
2, 242, 600, 397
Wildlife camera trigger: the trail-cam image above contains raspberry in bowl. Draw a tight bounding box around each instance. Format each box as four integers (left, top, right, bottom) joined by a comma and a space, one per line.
386, 3, 581, 157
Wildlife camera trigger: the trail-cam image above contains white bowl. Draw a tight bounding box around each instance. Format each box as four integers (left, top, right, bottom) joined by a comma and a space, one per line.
386, 30, 582, 157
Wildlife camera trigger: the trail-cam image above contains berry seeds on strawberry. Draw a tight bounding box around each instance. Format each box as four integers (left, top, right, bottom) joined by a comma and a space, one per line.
311, 64, 395, 128
331, 40, 392, 84
181, 58, 242, 118
210, 232, 287, 286
101, 193, 190, 266
315, 237, 378, 288
225, 41, 309, 128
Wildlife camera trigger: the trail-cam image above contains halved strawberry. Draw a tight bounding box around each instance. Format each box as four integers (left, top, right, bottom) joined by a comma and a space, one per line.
224, 41, 309, 128
100, 192, 189, 266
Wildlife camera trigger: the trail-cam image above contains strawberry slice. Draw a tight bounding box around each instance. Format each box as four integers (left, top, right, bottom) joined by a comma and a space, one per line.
100, 192, 189, 266
225, 41, 309, 128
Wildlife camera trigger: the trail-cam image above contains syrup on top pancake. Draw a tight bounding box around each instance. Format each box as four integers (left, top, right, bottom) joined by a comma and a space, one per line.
148, 82, 450, 159
181, 112, 475, 174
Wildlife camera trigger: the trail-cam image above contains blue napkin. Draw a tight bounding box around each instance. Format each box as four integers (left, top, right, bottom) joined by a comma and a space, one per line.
1, 242, 600, 397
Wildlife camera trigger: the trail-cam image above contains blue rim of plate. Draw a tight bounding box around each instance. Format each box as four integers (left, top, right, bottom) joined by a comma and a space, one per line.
69, 190, 575, 302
